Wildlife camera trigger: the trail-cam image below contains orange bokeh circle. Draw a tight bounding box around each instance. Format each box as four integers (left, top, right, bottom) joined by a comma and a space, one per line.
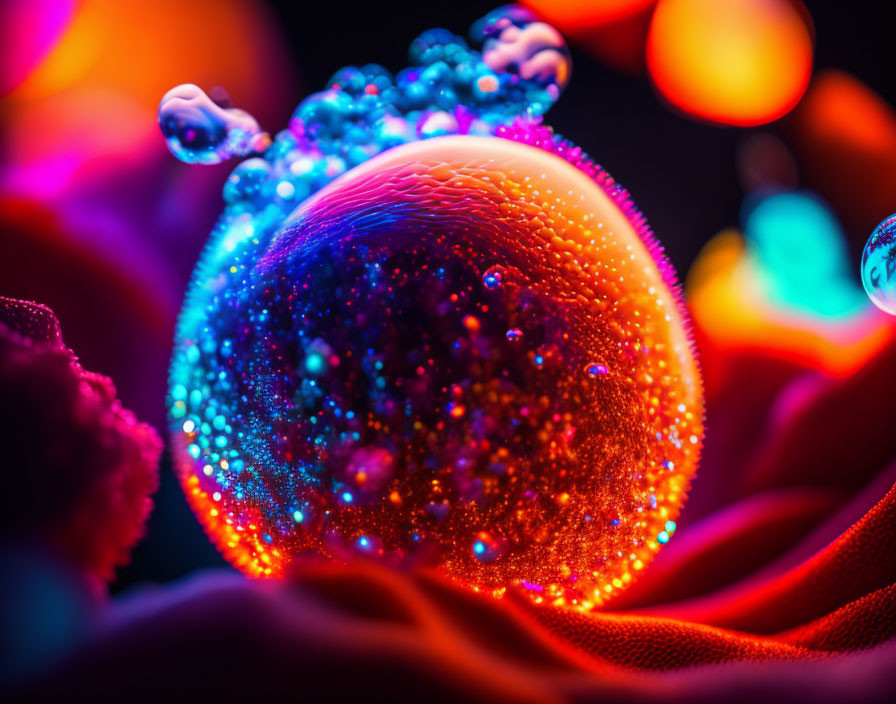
647, 0, 813, 126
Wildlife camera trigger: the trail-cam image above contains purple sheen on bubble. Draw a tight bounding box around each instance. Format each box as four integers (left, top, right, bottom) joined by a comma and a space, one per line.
158, 84, 266, 165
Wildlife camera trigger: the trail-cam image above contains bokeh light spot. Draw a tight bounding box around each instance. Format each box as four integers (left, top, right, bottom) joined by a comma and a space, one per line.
647, 0, 813, 126
744, 191, 865, 319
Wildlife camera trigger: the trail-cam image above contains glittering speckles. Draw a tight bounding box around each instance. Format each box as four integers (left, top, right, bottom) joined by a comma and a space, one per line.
168, 135, 703, 608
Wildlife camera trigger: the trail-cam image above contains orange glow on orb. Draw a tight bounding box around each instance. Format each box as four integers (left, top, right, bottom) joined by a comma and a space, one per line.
647, 0, 813, 126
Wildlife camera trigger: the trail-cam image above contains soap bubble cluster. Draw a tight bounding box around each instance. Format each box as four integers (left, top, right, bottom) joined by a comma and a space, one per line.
160, 5, 570, 204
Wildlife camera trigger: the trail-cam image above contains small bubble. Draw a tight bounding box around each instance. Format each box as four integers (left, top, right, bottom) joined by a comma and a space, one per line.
480, 8, 571, 93
861, 213, 896, 315
506, 328, 523, 341
158, 84, 266, 165
482, 267, 503, 289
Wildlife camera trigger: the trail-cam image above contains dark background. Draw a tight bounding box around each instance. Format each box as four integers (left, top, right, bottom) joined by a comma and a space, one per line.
113, 0, 896, 592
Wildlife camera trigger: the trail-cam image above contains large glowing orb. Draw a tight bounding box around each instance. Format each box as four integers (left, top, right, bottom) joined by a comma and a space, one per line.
169, 135, 703, 610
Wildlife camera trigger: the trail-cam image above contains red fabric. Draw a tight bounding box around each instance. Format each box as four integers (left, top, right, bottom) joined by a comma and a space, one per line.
24, 551, 895, 701
23, 423, 896, 700
643, 478, 896, 635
